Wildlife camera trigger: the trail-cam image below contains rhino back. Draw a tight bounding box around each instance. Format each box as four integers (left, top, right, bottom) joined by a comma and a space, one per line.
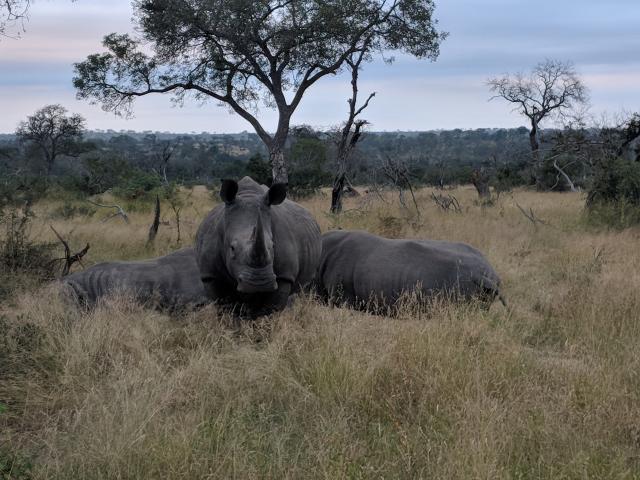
64, 247, 207, 309
271, 200, 321, 290
319, 230, 500, 306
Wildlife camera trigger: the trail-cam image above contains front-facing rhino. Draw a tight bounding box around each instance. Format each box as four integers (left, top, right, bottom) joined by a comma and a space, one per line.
195, 176, 321, 316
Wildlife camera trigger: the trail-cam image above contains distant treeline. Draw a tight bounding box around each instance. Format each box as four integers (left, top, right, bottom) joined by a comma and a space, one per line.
0, 127, 536, 197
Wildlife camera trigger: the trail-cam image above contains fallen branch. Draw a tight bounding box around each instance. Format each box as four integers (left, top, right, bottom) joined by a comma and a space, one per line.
552, 159, 579, 192
49, 225, 90, 277
513, 199, 549, 227
87, 199, 129, 223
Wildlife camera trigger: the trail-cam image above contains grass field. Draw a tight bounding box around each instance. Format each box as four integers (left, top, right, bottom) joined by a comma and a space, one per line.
2, 185, 640, 479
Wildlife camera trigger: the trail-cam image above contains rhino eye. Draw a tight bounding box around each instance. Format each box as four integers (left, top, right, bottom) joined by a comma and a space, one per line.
230, 245, 236, 252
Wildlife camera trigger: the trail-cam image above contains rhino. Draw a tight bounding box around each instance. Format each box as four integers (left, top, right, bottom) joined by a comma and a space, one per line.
316, 230, 504, 312
62, 247, 209, 311
195, 176, 321, 316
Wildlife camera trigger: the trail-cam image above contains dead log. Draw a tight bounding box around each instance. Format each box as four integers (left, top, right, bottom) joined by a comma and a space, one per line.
87, 199, 129, 223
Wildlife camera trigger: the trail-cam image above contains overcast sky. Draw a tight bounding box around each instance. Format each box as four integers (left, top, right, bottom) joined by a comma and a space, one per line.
1, 0, 639, 133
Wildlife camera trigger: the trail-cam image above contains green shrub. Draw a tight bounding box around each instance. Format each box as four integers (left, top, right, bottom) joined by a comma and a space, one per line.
585, 156, 640, 228
245, 153, 272, 186
0, 175, 49, 207
0, 204, 57, 300
112, 169, 162, 200
0, 446, 33, 480
0, 205, 56, 275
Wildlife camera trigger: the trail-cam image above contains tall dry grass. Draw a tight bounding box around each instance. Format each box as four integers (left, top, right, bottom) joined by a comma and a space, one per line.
2, 186, 640, 479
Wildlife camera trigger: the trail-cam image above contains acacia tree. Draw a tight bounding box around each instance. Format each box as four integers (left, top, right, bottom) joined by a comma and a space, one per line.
73, 0, 445, 183
16, 104, 86, 176
487, 59, 588, 187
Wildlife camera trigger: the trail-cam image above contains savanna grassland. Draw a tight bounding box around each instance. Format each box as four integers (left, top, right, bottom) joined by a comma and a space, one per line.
2, 186, 640, 479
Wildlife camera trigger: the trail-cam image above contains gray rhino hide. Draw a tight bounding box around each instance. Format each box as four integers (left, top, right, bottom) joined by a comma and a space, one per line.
316, 230, 502, 312
195, 176, 321, 316
62, 247, 209, 311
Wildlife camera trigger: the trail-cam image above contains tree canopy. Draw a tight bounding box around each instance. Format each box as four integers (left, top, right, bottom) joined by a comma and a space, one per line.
0, 0, 29, 38
73, 0, 446, 182
16, 104, 86, 176
487, 59, 588, 187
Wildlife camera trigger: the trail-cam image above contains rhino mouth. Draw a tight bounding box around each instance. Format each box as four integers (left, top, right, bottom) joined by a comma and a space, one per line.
236, 267, 278, 293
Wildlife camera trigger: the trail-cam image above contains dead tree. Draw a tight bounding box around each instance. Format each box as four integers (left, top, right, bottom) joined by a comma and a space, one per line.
49, 225, 90, 277
153, 140, 174, 185
380, 155, 420, 216
488, 59, 588, 188
146, 194, 161, 246
431, 192, 461, 213
87, 199, 129, 223
1, 0, 30, 38
330, 46, 375, 214
471, 167, 492, 202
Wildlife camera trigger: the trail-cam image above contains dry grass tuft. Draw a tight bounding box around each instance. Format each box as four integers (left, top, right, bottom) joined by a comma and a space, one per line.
2, 186, 640, 478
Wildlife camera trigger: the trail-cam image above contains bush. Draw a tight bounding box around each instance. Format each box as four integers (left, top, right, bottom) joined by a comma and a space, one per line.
49, 203, 97, 220
112, 169, 162, 200
0, 204, 57, 300
586, 156, 640, 228
245, 153, 271, 186
288, 137, 332, 197
0, 175, 49, 207
0, 205, 55, 274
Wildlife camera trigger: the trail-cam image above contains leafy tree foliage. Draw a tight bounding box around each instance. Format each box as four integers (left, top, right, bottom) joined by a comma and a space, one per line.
585, 113, 640, 227
287, 131, 332, 197
15, 104, 86, 176
245, 153, 272, 186
73, 0, 445, 182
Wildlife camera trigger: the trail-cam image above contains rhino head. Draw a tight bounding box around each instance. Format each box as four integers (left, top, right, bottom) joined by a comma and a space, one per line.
219, 179, 287, 293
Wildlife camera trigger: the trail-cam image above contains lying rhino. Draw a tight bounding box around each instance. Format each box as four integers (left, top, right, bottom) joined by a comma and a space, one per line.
195, 176, 321, 316
62, 247, 209, 311
316, 230, 504, 312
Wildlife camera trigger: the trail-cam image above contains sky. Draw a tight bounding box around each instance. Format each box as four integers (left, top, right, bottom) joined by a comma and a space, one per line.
0, 0, 639, 134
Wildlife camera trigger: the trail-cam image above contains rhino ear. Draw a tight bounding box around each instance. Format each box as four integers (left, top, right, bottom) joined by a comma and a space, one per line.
266, 183, 287, 206
220, 179, 238, 205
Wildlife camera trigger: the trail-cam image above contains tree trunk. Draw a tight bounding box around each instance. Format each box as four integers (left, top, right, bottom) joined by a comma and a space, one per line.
270, 147, 288, 184
529, 119, 544, 189
471, 169, 492, 201
43, 149, 54, 177
269, 117, 290, 184
330, 170, 346, 214
146, 195, 160, 246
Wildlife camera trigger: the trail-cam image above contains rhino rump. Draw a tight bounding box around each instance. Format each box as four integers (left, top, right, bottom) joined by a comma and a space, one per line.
316, 230, 502, 311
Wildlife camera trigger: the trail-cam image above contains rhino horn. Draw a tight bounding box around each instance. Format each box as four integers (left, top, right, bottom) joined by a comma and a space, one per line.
250, 214, 269, 267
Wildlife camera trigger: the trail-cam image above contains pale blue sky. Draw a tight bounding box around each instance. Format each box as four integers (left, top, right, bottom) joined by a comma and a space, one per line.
1, 0, 639, 133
